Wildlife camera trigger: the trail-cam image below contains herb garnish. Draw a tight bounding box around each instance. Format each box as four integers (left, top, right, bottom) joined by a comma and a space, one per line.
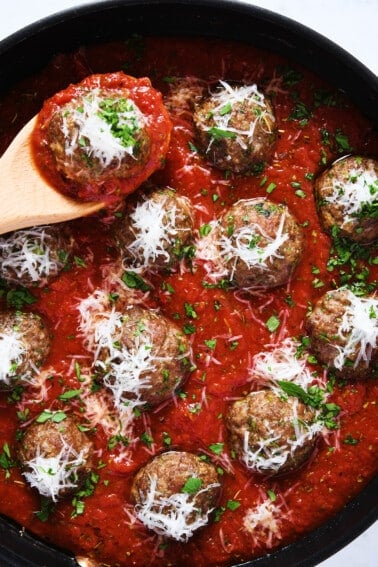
182, 477, 202, 494
278, 380, 340, 429
122, 271, 151, 292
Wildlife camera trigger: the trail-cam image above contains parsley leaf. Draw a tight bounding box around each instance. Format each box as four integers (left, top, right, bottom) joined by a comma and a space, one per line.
182, 477, 202, 494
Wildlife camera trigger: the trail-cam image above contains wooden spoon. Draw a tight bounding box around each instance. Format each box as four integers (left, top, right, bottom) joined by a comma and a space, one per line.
0, 116, 104, 236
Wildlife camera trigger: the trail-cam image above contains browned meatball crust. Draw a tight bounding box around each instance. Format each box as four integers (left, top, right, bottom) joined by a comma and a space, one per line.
116, 187, 194, 272
226, 390, 319, 476
193, 82, 276, 172
47, 88, 151, 184
96, 305, 190, 407
306, 288, 378, 379
131, 451, 221, 540
0, 311, 50, 389
18, 416, 94, 501
0, 224, 74, 288
315, 156, 378, 243
210, 197, 304, 289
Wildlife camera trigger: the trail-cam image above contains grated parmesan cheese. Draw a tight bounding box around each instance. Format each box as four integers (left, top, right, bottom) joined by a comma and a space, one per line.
243, 496, 288, 548
126, 195, 189, 271
134, 475, 219, 541
77, 291, 175, 413
205, 81, 275, 150
62, 90, 146, 168
23, 440, 86, 502
0, 226, 67, 285
324, 164, 377, 225
333, 289, 377, 370
0, 331, 25, 386
101, 336, 157, 412
241, 394, 322, 475
218, 207, 288, 281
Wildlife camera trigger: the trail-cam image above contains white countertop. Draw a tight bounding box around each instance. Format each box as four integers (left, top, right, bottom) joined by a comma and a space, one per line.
0, 1, 377, 566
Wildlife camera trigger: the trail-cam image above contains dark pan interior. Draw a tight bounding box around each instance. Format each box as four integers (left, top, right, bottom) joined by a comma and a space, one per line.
0, 1, 377, 566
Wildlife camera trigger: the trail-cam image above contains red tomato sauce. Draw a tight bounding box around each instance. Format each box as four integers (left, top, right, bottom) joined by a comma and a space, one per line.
0, 37, 377, 567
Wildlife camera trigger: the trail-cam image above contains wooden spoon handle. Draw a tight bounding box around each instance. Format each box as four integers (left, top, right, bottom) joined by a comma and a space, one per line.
0, 117, 103, 236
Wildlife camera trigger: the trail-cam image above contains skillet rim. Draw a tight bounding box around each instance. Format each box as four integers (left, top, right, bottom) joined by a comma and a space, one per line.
0, 1, 376, 566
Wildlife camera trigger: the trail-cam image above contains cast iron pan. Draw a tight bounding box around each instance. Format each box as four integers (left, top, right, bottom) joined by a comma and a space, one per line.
0, 1, 377, 566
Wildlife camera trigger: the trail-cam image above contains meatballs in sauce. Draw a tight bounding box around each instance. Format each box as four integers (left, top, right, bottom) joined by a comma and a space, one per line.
18, 415, 94, 502
0, 224, 73, 288
116, 187, 194, 273
78, 297, 191, 410
193, 81, 276, 172
0, 311, 50, 389
131, 451, 221, 541
226, 390, 321, 476
315, 155, 378, 243
199, 197, 304, 289
33, 72, 172, 202
306, 288, 378, 379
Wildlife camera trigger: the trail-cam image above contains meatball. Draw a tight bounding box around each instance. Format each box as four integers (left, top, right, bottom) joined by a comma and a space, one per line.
226, 390, 319, 476
164, 76, 206, 116
115, 187, 194, 272
206, 197, 304, 289
18, 416, 94, 502
193, 81, 276, 172
94, 305, 191, 408
315, 156, 378, 243
46, 87, 151, 184
306, 288, 378, 379
0, 224, 73, 288
0, 311, 50, 389
131, 451, 221, 541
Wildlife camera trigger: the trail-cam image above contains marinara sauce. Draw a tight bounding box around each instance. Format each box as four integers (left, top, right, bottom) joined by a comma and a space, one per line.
0, 37, 377, 567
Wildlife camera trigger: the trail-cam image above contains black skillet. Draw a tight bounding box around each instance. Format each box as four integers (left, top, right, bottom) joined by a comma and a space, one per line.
0, 1, 377, 566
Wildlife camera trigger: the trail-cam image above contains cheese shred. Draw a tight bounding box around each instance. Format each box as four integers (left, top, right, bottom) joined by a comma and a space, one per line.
134, 475, 219, 541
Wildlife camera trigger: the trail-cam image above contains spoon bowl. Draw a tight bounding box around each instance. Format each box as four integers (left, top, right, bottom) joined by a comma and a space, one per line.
0, 116, 104, 236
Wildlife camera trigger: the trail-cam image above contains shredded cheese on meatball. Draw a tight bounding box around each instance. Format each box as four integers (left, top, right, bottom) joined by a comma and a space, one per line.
125, 195, 190, 271
0, 226, 66, 284
205, 81, 275, 149
63, 91, 146, 168
0, 332, 25, 386
333, 290, 377, 370
242, 396, 322, 475
22, 441, 86, 502
219, 209, 288, 280
101, 337, 157, 411
324, 164, 377, 225
134, 475, 219, 542
77, 291, 176, 411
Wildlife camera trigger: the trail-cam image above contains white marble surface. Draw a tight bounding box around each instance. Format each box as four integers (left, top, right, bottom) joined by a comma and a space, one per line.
0, 1, 376, 566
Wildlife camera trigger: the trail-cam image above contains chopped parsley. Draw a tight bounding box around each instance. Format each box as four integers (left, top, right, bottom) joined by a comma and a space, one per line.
5, 287, 36, 309
327, 226, 377, 295
0, 443, 16, 479
266, 315, 280, 333
35, 496, 55, 522
122, 270, 151, 292
182, 477, 202, 494
98, 97, 141, 150
71, 471, 99, 518
58, 389, 82, 401
278, 380, 340, 429
36, 410, 67, 424
208, 442, 224, 455
288, 100, 311, 126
